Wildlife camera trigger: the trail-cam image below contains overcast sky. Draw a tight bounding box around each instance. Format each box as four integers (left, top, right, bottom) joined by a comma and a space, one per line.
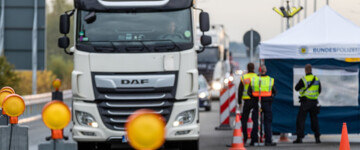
197, 0, 360, 42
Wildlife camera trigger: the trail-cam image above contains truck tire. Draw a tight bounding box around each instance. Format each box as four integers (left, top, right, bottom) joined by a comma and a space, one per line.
180, 140, 199, 150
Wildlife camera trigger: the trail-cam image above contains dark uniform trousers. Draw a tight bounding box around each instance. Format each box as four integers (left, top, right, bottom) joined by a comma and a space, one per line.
241, 99, 273, 143
296, 100, 320, 139
241, 99, 258, 142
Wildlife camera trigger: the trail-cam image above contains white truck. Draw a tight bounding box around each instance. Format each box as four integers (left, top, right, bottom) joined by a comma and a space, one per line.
198, 25, 231, 99
57, 0, 211, 149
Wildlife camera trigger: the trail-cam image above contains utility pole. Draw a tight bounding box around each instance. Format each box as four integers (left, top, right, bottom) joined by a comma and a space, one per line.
0, 0, 4, 55
304, 0, 307, 19
314, 0, 317, 13
32, 0, 38, 94
327, 0, 329, 5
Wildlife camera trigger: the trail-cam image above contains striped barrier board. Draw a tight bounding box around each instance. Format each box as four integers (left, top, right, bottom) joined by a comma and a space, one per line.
215, 86, 232, 130
228, 82, 237, 115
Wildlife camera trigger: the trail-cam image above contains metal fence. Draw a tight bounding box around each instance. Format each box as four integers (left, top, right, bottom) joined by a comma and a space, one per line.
19, 90, 72, 123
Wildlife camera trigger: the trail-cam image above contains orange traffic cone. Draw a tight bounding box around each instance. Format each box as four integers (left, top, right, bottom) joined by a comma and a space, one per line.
339, 123, 350, 150
279, 133, 290, 142
229, 114, 246, 150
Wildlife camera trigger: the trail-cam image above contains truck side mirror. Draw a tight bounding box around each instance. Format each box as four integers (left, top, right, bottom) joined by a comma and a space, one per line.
85, 11, 97, 24
201, 35, 212, 46
58, 36, 70, 49
199, 12, 210, 32
60, 14, 70, 34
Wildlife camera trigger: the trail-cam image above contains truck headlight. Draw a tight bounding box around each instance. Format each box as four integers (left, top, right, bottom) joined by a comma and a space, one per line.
173, 109, 196, 127
75, 111, 98, 128
212, 81, 221, 90
198, 92, 207, 99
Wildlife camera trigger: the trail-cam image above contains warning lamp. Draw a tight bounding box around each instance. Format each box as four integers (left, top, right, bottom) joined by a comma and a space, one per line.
2, 94, 25, 124
126, 109, 166, 150
0, 86, 15, 94
52, 79, 62, 91
42, 100, 71, 139
0, 90, 14, 109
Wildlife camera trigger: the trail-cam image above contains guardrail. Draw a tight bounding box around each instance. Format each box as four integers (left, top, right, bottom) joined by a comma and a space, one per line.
19, 90, 72, 124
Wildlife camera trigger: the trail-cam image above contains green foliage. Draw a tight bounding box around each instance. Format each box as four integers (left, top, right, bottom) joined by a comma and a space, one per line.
46, 0, 74, 62
0, 57, 20, 90
46, 0, 74, 91
15, 71, 57, 95
48, 55, 73, 90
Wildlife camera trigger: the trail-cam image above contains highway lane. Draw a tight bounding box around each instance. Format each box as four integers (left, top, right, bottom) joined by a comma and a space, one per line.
25, 101, 360, 150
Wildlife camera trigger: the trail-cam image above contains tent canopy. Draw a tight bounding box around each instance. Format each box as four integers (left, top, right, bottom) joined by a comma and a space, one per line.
260, 6, 360, 59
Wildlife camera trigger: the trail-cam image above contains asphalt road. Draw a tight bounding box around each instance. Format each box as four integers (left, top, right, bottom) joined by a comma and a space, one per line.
24, 101, 360, 150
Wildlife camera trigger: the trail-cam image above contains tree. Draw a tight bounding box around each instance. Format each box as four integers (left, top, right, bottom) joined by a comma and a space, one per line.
0, 57, 20, 89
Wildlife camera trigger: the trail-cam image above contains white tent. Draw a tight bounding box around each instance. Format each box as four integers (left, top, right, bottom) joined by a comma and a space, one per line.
260, 6, 360, 59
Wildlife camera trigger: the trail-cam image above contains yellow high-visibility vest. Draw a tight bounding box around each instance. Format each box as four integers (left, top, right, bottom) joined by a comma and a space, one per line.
251, 76, 274, 97
241, 73, 258, 100
300, 75, 320, 100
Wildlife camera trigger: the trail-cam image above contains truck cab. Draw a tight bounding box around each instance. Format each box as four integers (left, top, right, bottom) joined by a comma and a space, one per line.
58, 0, 211, 149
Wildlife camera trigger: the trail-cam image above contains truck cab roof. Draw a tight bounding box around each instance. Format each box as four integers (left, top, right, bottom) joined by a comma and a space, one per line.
74, 0, 194, 12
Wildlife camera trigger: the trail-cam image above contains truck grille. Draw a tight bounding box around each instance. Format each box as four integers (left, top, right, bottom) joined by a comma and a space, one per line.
97, 99, 174, 131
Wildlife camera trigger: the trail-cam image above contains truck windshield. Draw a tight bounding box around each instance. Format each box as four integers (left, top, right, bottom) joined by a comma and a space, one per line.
77, 9, 193, 52
198, 48, 220, 63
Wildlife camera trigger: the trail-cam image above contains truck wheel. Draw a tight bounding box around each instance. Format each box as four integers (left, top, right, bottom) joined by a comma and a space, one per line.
181, 140, 199, 150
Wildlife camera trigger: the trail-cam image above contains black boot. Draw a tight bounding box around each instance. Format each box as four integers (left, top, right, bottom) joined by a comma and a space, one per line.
265, 142, 277, 146
315, 137, 321, 143
293, 138, 303, 144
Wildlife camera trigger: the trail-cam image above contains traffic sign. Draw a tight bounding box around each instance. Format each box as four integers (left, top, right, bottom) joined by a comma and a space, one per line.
243, 30, 261, 48
1, 0, 45, 70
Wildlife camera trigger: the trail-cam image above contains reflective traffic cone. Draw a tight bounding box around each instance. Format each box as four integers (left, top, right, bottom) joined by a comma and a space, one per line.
229, 114, 246, 150
279, 133, 290, 142
339, 123, 350, 150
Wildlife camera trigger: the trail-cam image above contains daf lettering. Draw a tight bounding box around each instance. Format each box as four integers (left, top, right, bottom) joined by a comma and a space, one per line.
121, 79, 149, 84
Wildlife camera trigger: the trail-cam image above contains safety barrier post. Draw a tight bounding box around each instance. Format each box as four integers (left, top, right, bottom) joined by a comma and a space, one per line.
0, 87, 15, 125
215, 86, 232, 130
0, 94, 28, 150
38, 100, 77, 150
228, 81, 237, 116
51, 79, 63, 101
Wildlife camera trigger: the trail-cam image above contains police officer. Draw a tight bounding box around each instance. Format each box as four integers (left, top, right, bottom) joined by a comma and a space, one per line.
248, 65, 277, 146
238, 63, 258, 144
294, 64, 321, 144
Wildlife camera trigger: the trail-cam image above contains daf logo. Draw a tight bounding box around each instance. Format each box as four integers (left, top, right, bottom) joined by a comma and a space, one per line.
121, 79, 149, 84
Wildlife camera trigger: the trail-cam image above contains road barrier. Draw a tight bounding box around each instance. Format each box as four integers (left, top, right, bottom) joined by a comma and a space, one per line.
0, 87, 15, 125
228, 82, 237, 116
19, 89, 72, 124
0, 94, 28, 150
215, 85, 232, 130
38, 100, 77, 150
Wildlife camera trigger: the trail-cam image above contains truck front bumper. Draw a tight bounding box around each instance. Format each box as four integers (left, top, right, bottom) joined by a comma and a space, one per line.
72, 99, 200, 142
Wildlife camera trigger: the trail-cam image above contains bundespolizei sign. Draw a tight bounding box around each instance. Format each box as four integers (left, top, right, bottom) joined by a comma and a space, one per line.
1, 0, 45, 70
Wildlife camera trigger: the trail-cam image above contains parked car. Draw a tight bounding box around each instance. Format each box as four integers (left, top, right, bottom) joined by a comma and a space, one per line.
198, 75, 212, 111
